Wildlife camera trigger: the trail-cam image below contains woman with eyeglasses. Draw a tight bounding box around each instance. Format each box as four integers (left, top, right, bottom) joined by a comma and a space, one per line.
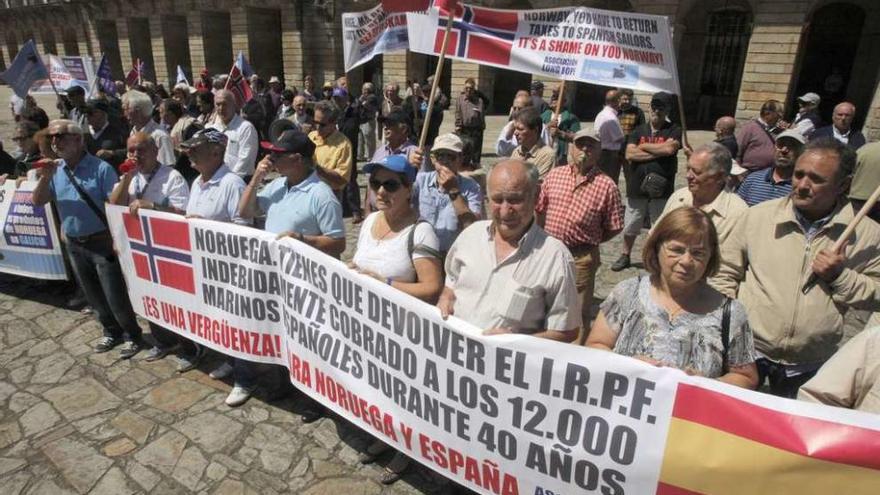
350, 153, 443, 484
586, 206, 759, 388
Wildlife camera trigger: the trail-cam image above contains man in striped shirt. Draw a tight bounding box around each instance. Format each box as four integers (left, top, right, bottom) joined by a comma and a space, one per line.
737, 129, 804, 207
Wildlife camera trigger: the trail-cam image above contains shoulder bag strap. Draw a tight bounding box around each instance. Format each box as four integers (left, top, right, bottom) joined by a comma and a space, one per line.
721, 297, 732, 375
62, 165, 109, 229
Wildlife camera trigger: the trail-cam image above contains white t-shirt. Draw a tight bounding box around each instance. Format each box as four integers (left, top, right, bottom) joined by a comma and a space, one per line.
353, 212, 440, 283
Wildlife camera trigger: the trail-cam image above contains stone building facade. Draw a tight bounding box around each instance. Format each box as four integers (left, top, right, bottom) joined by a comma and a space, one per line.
2, 0, 880, 138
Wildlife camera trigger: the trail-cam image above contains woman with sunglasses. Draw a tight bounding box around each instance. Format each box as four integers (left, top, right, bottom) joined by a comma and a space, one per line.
586, 206, 759, 388
351, 153, 443, 484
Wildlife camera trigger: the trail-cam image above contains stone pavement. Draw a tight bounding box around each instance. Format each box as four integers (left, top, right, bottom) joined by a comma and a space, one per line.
0, 88, 723, 494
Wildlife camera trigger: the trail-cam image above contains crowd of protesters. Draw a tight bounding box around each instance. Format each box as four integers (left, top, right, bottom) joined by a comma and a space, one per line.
3, 65, 880, 487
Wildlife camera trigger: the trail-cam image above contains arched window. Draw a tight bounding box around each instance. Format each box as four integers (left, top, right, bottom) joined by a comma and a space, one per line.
699, 9, 750, 97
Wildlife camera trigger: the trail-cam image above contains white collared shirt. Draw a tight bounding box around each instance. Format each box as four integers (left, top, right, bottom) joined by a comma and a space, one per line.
186, 164, 248, 224
209, 114, 259, 178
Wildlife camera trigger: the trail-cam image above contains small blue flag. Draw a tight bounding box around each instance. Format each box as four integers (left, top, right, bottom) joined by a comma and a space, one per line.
0, 40, 50, 99
176, 65, 189, 86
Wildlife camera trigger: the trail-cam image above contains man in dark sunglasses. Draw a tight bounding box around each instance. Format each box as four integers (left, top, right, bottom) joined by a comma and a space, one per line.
32, 119, 144, 359
308, 100, 351, 194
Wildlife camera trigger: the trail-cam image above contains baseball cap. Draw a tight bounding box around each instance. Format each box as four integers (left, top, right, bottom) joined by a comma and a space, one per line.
180, 128, 228, 149
322, 81, 333, 90
260, 129, 316, 157
530, 80, 544, 90
797, 92, 821, 105
332, 87, 348, 98
85, 99, 110, 114
776, 129, 806, 145
66, 86, 85, 96
572, 128, 600, 143
364, 154, 417, 184
269, 76, 281, 84
651, 92, 674, 110
431, 133, 463, 153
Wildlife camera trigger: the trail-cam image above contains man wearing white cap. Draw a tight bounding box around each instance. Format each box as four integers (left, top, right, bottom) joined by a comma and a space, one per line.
654, 142, 747, 293
536, 129, 623, 343
737, 129, 805, 207
791, 92, 822, 139
412, 133, 483, 253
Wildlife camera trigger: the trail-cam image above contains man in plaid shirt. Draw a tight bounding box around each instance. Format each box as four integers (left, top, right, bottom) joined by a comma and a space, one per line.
536, 129, 624, 344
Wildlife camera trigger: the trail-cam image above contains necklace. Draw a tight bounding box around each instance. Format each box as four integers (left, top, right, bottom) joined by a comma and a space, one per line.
374, 211, 414, 242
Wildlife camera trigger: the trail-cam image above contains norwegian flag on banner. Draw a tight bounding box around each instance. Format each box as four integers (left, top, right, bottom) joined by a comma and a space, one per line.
432, 4, 518, 66
123, 213, 195, 294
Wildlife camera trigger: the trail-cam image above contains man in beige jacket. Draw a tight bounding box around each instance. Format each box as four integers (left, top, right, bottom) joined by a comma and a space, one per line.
716, 137, 880, 397
798, 327, 880, 414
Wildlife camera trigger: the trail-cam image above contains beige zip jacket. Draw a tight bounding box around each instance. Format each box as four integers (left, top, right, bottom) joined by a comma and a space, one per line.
798, 327, 880, 413
715, 197, 880, 365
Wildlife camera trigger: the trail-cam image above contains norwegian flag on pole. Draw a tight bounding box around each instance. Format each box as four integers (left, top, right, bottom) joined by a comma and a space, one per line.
124, 58, 144, 87
123, 213, 195, 294
227, 63, 253, 108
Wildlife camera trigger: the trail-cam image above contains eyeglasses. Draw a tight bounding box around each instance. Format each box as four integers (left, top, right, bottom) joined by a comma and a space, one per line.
662, 243, 708, 262
431, 151, 457, 162
369, 178, 403, 193
314, 121, 333, 128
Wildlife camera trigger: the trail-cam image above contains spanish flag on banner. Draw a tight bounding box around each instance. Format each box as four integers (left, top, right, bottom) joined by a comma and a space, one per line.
657, 383, 880, 494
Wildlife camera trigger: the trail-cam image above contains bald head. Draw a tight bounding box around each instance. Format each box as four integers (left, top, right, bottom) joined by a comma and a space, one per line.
512, 93, 532, 114
487, 159, 539, 240
126, 132, 160, 172
832, 102, 856, 133
714, 116, 736, 138
605, 89, 621, 109
488, 159, 539, 200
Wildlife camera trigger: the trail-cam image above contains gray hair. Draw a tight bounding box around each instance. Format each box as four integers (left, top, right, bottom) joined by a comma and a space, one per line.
487, 159, 540, 199
48, 119, 85, 136
314, 100, 339, 122
693, 142, 732, 176
122, 90, 154, 117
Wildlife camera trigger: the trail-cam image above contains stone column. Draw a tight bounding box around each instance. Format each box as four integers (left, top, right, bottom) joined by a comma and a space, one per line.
733, 3, 809, 122
229, 6, 250, 65
280, 5, 304, 85
116, 17, 133, 73
149, 16, 169, 85
187, 11, 207, 75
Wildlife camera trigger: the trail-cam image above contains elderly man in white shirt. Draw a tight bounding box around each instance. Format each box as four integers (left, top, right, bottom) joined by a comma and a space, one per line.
593, 89, 626, 184
109, 132, 196, 369
209, 89, 259, 180
122, 90, 176, 167
438, 158, 580, 341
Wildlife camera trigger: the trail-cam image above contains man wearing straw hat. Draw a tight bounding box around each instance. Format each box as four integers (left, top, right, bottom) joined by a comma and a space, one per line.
717, 137, 880, 398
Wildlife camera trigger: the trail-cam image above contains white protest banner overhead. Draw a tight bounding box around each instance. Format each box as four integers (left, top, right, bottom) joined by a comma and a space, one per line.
107, 205, 880, 495
407, 5, 681, 95
0, 181, 67, 280
343, 3, 413, 72
30, 54, 95, 95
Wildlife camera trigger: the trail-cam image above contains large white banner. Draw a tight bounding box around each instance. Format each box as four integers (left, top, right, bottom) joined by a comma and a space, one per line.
0, 181, 67, 280
30, 55, 95, 95
407, 5, 681, 94
107, 205, 880, 495
343, 3, 414, 72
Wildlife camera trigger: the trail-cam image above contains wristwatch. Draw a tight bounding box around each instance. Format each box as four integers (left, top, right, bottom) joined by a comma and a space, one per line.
447, 190, 460, 201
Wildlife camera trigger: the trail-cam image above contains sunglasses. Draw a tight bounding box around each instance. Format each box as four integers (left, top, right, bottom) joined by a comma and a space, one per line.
369, 178, 403, 193
314, 121, 333, 128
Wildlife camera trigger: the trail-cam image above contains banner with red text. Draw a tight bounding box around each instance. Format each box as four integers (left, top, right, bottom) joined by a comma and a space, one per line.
407, 6, 681, 94
30, 55, 96, 95
343, 3, 419, 72
107, 205, 880, 494
0, 181, 67, 280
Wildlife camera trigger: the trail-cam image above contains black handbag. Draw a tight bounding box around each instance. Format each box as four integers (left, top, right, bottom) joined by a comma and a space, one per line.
640, 172, 669, 199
